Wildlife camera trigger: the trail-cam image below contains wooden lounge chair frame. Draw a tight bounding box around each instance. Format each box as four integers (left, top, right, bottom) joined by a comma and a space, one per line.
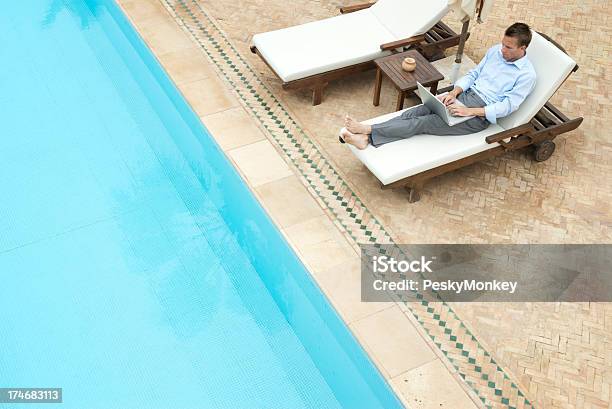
379, 34, 583, 203
250, 2, 464, 105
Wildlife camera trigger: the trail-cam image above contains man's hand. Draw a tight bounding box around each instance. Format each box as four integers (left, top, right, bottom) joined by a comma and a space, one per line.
436, 86, 463, 106
437, 93, 456, 106
448, 105, 473, 117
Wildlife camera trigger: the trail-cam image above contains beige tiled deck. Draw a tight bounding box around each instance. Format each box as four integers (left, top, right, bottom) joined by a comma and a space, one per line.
228, 140, 293, 187
156, 47, 216, 84
313, 258, 393, 323
392, 359, 481, 409
255, 176, 326, 228
201, 107, 266, 150
351, 305, 438, 378
117, 0, 612, 408
178, 77, 238, 116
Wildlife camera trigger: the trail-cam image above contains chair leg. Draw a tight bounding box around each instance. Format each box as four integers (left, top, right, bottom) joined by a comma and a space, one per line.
405, 185, 421, 203
396, 91, 405, 111
312, 83, 327, 106
373, 68, 382, 106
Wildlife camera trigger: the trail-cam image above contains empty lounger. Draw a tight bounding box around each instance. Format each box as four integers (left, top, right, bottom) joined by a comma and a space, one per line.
250, 0, 461, 105
342, 31, 583, 202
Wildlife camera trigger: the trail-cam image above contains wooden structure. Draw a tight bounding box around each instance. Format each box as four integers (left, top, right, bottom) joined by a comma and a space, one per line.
345, 32, 583, 203
373, 49, 444, 110
385, 86, 582, 203
250, 2, 464, 105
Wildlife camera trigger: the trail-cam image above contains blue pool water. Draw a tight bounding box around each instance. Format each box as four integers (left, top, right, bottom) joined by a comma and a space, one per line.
0, 1, 403, 408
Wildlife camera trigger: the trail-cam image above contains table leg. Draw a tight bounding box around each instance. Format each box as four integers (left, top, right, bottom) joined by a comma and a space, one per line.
373, 68, 382, 106
312, 84, 323, 106
430, 81, 439, 95
396, 91, 405, 111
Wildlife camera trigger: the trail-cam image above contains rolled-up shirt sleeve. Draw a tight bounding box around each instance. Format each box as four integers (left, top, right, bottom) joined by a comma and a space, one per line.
454, 47, 492, 92
483, 71, 536, 124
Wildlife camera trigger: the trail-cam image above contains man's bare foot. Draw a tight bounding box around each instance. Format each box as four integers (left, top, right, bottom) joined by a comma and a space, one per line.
340, 129, 369, 150
345, 115, 371, 135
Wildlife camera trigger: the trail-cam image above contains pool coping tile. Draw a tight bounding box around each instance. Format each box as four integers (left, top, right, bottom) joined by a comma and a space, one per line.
199, 107, 267, 150
350, 305, 439, 378
228, 140, 294, 187
391, 359, 482, 409
254, 176, 326, 228
176, 77, 239, 116
156, 47, 217, 85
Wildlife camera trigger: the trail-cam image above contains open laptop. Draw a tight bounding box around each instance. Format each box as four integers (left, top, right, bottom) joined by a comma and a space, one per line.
417, 82, 474, 126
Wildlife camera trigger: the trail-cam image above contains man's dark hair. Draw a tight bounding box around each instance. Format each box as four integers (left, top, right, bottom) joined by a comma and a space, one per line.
505, 23, 532, 47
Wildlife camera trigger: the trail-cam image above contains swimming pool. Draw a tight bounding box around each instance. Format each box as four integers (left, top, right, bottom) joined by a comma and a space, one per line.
0, 1, 403, 408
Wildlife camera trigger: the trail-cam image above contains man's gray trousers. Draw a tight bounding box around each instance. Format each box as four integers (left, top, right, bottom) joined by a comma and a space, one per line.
370, 89, 490, 147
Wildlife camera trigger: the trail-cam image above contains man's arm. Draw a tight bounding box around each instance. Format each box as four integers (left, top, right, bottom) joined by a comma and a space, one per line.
454, 47, 494, 92
450, 72, 535, 118
440, 46, 495, 106
439, 86, 464, 106
482, 72, 536, 124
448, 105, 485, 117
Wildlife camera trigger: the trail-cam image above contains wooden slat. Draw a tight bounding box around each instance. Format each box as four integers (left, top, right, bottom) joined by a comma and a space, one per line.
431, 26, 450, 38
531, 117, 546, 131
386, 63, 405, 86
538, 107, 563, 125
427, 28, 444, 41
544, 101, 570, 122
424, 33, 437, 44
529, 117, 583, 139
435, 21, 456, 35
420, 34, 465, 51
339, 2, 374, 13
534, 112, 553, 126
380, 34, 425, 51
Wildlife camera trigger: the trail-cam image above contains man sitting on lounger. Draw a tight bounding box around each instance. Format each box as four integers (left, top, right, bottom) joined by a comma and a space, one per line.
341, 22, 537, 150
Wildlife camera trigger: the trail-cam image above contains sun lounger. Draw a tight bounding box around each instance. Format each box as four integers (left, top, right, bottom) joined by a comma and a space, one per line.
250, 0, 463, 105
342, 31, 583, 202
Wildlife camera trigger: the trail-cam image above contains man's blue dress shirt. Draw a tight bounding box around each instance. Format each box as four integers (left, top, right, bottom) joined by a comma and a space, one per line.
455, 44, 536, 124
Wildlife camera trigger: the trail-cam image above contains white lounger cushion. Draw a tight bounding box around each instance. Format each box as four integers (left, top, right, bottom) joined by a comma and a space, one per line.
253, 12, 395, 82
344, 31, 577, 186
252, 0, 449, 82
370, 0, 449, 39
345, 107, 504, 185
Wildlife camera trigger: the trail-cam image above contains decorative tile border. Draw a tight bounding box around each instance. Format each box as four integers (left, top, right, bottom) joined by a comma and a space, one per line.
156, 1, 534, 407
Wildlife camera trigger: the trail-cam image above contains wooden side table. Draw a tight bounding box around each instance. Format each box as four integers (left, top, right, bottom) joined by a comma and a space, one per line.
373, 50, 444, 111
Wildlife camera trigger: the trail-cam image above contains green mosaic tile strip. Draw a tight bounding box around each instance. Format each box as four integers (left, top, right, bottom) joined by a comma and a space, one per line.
157, 1, 535, 407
